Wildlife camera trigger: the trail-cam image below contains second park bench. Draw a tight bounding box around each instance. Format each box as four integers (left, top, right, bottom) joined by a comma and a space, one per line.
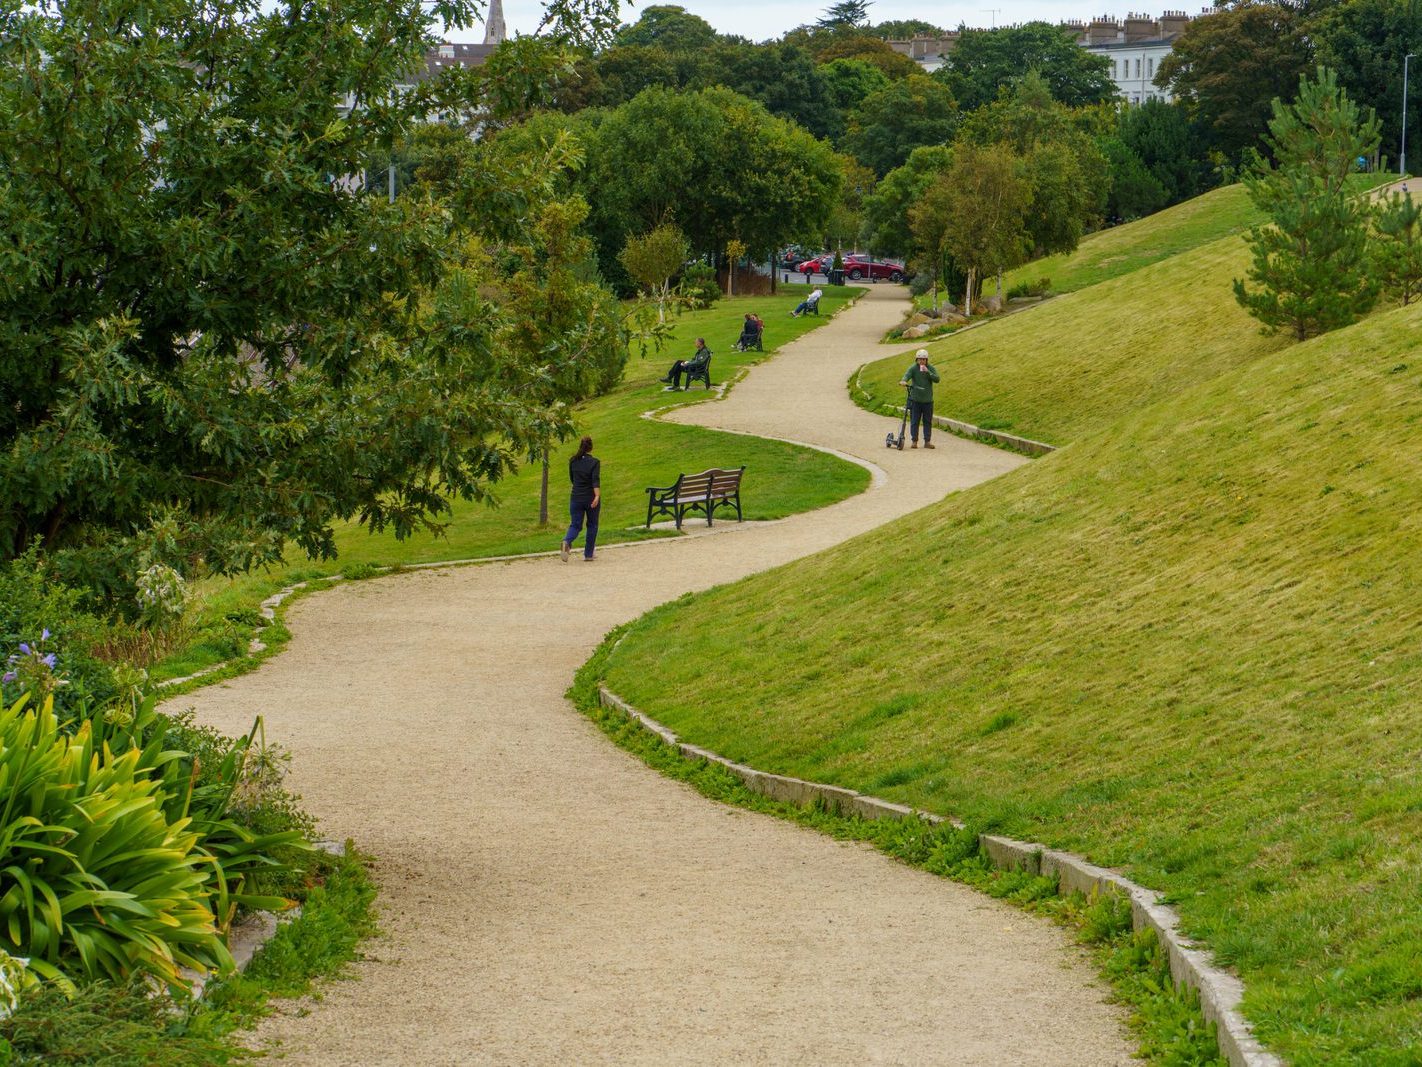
645, 466, 746, 530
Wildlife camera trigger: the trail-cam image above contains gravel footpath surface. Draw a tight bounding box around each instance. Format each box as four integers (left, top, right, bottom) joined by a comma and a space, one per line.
177, 287, 1134, 1065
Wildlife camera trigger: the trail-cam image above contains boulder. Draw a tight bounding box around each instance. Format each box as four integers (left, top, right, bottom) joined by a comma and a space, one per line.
940, 312, 969, 325
904, 312, 932, 327
901, 324, 931, 339
982, 294, 1003, 313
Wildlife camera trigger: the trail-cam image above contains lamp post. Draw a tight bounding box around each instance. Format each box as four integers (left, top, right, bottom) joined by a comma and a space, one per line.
1403, 53, 1417, 179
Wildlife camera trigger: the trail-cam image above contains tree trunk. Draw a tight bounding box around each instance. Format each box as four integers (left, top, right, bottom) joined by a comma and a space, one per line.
996, 269, 1003, 297
538, 450, 550, 526
964, 268, 976, 319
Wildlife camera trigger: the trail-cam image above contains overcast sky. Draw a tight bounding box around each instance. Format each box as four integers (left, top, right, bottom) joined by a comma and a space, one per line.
448, 1, 1206, 46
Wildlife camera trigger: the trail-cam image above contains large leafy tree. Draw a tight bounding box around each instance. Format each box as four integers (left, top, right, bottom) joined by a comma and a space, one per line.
614, 5, 720, 51
713, 42, 840, 141
937, 22, 1116, 113
867, 19, 946, 40
1119, 98, 1209, 205
0, 0, 621, 604
1235, 68, 1382, 339
926, 143, 1033, 315
1313, 0, 1422, 169
859, 145, 952, 256
844, 74, 959, 176
1156, 2, 1314, 166
959, 73, 1109, 257
580, 86, 843, 275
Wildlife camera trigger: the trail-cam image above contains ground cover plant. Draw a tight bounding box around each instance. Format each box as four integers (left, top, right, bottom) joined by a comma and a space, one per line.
598, 299, 1422, 1063
146, 288, 866, 684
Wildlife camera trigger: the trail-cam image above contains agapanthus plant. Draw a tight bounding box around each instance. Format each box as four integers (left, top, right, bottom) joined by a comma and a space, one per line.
2, 630, 66, 704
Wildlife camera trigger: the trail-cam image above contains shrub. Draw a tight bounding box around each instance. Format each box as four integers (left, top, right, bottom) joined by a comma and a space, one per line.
678, 263, 720, 307
908, 272, 935, 297
0, 550, 115, 713
1006, 276, 1052, 299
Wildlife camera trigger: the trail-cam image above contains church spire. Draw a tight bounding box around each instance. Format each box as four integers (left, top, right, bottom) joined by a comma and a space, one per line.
483, 0, 506, 44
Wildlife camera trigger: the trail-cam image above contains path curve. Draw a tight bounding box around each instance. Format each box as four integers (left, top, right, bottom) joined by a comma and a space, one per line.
178, 288, 1134, 1065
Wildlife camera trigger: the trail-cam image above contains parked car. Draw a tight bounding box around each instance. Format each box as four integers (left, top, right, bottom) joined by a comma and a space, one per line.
779, 246, 819, 269
842, 255, 906, 282
794, 254, 835, 276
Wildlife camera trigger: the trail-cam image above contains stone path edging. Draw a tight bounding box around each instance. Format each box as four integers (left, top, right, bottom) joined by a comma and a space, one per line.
851, 364, 1057, 456
597, 684, 1282, 1067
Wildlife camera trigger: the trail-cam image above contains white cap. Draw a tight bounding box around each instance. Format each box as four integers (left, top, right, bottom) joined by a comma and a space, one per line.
915, 349, 929, 360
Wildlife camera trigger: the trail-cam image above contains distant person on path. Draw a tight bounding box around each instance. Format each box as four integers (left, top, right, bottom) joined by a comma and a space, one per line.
660, 338, 711, 390
900, 349, 940, 449
791, 288, 822, 317
561, 436, 601, 561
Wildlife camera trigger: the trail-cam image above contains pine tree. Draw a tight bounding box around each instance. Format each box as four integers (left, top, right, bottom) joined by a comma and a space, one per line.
1234, 67, 1382, 340
1371, 190, 1422, 306
817, 0, 871, 29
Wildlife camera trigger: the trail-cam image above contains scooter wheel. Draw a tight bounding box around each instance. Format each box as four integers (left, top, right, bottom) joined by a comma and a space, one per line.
884, 434, 894, 448
896, 439, 905, 450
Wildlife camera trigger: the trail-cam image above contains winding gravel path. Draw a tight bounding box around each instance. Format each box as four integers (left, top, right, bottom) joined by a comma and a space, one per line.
178, 287, 1134, 1065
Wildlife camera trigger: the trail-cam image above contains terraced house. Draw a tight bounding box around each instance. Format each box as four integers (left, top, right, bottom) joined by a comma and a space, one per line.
888, 9, 1199, 103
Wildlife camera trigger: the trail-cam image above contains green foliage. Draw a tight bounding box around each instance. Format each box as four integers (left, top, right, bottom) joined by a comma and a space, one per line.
859, 145, 953, 256
924, 143, 1033, 311
817, 58, 891, 117
679, 263, 722, 307
0, 847, 376, 1065
1101, 136, 1170, 221
867, 19, 946, 40
0, 0, 623, 610
0, 550, 114, 714
959, 73, 1110, 257
580, 86, 843, 267
1156, 4, 1313, 165
1120, 99, 1211, 206
614, 5, 720, 51
1235, 68, 1382, 339
844, 75, 959, 177
1371, 189, 1422, 305
620, 225, 692, 320
817, 0, 871, 30
1312, 0, 1422, 169
937, 22, 1117, 113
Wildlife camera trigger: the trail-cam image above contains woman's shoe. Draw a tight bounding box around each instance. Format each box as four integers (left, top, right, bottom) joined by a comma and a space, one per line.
560, 541, 571, 562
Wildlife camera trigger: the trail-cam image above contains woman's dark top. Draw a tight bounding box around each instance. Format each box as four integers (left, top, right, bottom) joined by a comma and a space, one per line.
569, 454, 600, 505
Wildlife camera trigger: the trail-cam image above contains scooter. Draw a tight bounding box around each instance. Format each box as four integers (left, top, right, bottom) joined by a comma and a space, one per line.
884, 384, 910, 450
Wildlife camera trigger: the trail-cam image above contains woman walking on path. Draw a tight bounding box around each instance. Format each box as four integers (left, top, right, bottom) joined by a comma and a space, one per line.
561, 436, 601, 561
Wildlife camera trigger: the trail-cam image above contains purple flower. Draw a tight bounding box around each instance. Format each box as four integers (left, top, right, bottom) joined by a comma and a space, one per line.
1, 671, 14, 685
41, 654, 56, 669
17, 643, 29, 657
40, 629, 50, 641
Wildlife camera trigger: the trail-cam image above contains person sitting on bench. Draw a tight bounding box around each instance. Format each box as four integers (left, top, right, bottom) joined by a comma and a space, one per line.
660, 337, 711, 390
790, 288, 822, 317
735, 314, 763, 351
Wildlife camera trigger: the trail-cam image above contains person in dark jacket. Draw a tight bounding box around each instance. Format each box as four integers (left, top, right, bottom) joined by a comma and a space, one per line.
900, 349, 940, 449
561, 436, 601, 561
659, 338, 711, 390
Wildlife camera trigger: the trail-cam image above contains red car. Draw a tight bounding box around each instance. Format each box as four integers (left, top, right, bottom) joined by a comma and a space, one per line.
794, 254, 834, 276
843, 255, 906, 282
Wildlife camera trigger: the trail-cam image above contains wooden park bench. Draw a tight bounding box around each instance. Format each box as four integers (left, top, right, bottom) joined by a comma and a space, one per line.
683, 353, 712, 389
645, 466, 746, 529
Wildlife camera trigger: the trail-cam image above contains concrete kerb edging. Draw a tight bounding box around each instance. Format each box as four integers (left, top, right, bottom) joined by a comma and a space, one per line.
850, 365, 1057, 458
597, 684, 1282, 1067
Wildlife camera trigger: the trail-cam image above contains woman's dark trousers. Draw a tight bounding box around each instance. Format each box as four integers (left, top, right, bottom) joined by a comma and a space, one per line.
565, 500, 600, 558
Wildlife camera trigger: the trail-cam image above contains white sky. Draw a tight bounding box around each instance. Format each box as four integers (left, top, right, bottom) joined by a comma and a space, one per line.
448, 1, 1210, 45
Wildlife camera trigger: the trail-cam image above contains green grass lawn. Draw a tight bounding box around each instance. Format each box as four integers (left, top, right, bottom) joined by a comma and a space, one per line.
152, 286, 868, 682
599, 295, 1422, 1064
862, 231, 1284, 446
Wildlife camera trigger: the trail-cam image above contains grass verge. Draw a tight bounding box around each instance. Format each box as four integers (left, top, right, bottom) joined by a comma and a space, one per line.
0, 846, 376, 1065
147, 286, 867, 685
569, 639, 1223, 1064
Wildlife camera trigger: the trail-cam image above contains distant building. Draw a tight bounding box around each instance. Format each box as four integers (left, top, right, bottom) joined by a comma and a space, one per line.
887, 10, 1201, 103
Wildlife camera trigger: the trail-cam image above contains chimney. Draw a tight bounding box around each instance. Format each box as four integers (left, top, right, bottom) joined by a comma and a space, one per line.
1159, 10, 1190, 38
1124, 13, 1156, 42
1087, 16, 1121, 45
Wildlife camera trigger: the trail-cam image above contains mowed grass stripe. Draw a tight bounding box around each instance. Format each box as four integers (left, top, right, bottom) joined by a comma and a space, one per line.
603, 298, 1422, 1061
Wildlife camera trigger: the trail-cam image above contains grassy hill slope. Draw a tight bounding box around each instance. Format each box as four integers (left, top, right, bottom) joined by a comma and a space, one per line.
601, 302, 1422, 1063
861, 232, 1285, 445
1002, 182, 1260, 295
